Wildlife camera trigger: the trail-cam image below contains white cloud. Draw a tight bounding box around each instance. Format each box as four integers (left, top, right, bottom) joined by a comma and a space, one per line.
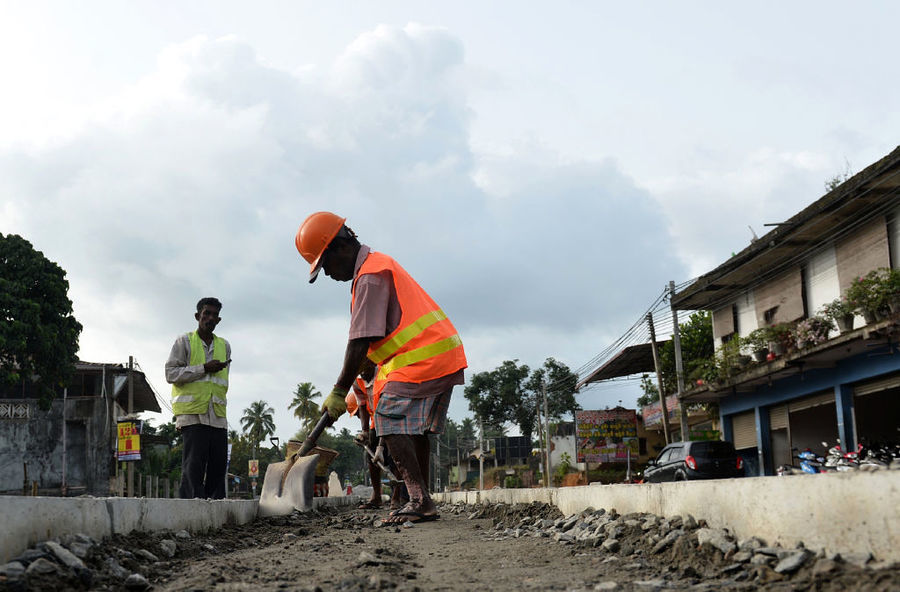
3, 9, 897, 441
0, 27, 680, 441
645, 148, 855, 277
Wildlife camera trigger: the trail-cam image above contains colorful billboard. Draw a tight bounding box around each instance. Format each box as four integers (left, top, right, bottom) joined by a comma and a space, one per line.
641, 394, 681, 427
116, 419, 142, 461
575, 409, 639, 463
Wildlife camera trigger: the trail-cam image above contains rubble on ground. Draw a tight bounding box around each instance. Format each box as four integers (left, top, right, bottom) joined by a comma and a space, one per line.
451, 500, 898, 590
1, 501, 897, 591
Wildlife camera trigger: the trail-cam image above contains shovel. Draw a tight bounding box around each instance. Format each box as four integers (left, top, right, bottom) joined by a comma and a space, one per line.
258, 410, 333, 517
356, 437, 400, 482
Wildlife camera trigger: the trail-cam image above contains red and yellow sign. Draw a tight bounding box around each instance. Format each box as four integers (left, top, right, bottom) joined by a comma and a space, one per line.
248, 459, 259, 478
116, 420, 142, 461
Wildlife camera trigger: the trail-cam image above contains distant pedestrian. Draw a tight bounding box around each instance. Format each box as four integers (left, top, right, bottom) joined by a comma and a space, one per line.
165, 297, 232, 499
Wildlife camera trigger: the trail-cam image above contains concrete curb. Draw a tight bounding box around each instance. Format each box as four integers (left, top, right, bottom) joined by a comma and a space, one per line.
435, 470, 900, 562
0, 494, 359, 563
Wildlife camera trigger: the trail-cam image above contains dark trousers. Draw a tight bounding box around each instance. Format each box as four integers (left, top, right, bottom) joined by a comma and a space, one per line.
179, 424, 227, 499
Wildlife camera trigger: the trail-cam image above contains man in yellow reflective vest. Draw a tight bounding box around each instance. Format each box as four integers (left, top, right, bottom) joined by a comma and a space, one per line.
296, 212, 467, 524
165, 297, 232, 499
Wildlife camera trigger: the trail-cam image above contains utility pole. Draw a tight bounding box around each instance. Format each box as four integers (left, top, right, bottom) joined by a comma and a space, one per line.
62, 387, 67, 497
542, 378, 552, 487
478, 417, 484, 490
670, 281, 690, 441
647, 313, 671, 445
456, 436, 462, 489
535, 398, 544, 486
127, 356, 134, 498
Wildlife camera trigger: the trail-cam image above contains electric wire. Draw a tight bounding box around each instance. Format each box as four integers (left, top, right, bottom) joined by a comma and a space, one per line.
573, 163, 900, 391
133, 359, 173, 416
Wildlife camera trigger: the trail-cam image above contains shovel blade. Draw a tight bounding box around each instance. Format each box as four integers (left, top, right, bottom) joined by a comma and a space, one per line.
257, 453, 320, 517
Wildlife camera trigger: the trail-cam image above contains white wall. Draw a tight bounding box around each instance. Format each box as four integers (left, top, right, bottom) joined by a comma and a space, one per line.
437, 470, 900, 563
805, 245, 841, 326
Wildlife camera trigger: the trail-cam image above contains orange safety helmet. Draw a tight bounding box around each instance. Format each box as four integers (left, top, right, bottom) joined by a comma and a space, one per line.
295, 211, 346, 283
345, 391, 359, 416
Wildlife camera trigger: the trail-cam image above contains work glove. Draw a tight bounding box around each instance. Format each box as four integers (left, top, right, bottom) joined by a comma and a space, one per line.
321, 386, 349, 421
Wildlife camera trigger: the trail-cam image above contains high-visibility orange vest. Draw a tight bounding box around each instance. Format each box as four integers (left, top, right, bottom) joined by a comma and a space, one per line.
352, 251, 467, 400
350, 377, 376, 429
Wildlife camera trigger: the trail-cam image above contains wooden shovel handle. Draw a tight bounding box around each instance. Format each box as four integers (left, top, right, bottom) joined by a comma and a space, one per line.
296, 410, 333, 458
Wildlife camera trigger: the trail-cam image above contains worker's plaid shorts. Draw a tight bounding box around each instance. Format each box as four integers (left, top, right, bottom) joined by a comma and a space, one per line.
374, 388, 452, 436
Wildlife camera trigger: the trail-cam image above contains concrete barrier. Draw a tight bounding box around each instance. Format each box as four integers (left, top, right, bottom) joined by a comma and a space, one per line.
0, 493, 362, 563
436, 470, 900, 562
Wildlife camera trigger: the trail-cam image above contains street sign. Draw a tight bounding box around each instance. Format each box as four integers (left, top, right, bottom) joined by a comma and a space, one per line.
116, 420, 142, 461
248, 459, 259, 478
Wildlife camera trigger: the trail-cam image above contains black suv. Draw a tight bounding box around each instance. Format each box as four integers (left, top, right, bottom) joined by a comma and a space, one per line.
642, 440, 744, 483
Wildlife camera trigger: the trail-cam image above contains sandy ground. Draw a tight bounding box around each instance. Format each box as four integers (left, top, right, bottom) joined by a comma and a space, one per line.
7, 502, 900, 591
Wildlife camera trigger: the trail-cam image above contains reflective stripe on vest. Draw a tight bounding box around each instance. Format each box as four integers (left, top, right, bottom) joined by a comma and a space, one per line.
171, 332, 229, 417
352, 251, 466, 392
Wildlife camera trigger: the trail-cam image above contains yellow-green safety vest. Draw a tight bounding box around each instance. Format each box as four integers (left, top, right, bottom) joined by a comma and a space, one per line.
171, 332, 228, 417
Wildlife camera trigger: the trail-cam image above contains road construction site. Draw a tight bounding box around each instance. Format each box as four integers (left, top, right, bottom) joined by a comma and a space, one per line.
2, 470, 899, 591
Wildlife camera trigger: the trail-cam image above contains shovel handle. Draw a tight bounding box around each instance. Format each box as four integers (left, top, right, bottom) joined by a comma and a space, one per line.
296, 410, 333, 458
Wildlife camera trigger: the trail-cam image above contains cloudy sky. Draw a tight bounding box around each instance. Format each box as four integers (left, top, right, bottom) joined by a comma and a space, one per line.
1, 1, 898, 442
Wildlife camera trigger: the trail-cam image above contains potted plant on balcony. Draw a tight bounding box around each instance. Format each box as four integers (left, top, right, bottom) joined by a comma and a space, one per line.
716, 337, 745, 377
846, 269, 888, 323
882, 267, 900, 314
743, 327, 773, 362
792, 316, 832, 349
819, 298, 856, 333
768, 322, 794, 355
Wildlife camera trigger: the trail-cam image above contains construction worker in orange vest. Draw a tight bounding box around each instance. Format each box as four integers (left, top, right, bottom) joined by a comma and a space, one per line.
296, 211, 467, 524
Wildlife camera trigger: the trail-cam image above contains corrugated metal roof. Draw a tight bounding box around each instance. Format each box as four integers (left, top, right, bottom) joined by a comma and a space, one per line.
576, 341, 668, 389
672, 145, 900, 311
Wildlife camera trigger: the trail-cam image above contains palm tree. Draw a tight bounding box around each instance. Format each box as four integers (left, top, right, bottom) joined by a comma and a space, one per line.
288, 382, 321, 436
240, 400, 276, 458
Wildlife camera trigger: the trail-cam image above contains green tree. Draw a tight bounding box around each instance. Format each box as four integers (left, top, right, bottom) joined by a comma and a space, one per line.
157, 420, 182, 448
524, 357, 580, 420
288, 382, 322, 436
464, 358, 580, 446
638, 311, 714, 409
0, 233, 82, 409
240, 400, 276, 458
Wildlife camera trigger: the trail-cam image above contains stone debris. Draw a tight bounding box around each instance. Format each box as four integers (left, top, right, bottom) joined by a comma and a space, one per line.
453, 499, 892, 589
1, 498, 894, 591
159, 538, 177, 558
24, 558, 58, 575
44, 540, 85, 571
124, 572, 151, 590
134, 548, 159, 562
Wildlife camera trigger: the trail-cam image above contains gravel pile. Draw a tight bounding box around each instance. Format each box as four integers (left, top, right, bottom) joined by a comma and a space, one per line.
0, 507, 342, 592
446, 501, 898, 590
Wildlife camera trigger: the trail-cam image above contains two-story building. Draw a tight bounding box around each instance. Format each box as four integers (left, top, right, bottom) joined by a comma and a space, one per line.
0, 361, 162, 495
672, 146, 900, 476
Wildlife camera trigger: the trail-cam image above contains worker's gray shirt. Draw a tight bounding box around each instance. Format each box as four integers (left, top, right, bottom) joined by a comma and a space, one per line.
165, 332, 231, 430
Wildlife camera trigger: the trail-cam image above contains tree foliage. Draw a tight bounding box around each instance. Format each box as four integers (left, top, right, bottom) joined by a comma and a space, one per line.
240, 400, 276, 457
0, 233, 82, 409
288, 381, 321, 435
464, 357, 580, 445
637, 311, 714, 408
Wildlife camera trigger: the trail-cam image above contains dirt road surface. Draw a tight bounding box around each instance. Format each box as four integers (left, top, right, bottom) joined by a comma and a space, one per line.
4, 501, 899, 591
